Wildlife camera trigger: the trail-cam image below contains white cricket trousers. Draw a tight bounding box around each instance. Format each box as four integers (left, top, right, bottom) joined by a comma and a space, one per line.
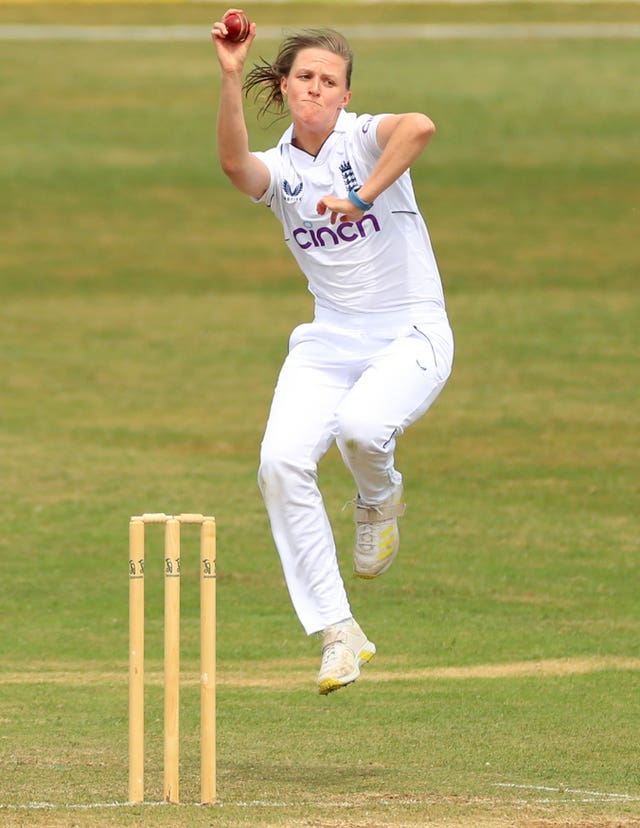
258, 307, 454, 635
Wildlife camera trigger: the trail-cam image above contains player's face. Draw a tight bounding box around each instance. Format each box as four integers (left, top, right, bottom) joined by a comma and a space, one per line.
281, 48, 352, 135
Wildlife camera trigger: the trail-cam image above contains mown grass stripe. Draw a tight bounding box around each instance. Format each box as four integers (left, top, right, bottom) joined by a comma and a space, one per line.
1, 22, 640, 40
1, 656, 638, 687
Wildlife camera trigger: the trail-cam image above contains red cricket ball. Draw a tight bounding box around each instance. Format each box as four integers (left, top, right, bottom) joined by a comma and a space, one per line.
223, 11, 250, 43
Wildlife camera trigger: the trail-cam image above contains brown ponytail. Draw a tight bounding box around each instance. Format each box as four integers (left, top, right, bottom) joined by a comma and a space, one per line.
243, 28, 353, 120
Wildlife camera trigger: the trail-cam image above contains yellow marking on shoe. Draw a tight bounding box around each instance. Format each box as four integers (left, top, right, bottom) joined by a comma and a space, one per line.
377, 528, 396, 561
318, 677, 346, 695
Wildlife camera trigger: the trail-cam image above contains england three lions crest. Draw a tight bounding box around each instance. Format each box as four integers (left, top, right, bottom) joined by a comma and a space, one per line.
339, 161, 359, 195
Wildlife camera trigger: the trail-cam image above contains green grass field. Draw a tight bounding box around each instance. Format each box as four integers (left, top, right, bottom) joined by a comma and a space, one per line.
0, 3, 639, 826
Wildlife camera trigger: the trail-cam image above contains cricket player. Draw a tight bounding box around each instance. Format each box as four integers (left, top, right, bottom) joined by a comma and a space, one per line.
212, 17, 454, 693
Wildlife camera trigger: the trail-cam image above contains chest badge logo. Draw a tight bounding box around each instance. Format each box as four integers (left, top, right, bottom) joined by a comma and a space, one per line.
339, 161, 359, 195
283, 179, 304, 203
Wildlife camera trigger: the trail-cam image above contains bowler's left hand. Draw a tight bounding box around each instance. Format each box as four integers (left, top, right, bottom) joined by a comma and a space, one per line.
317, 196, 363, 225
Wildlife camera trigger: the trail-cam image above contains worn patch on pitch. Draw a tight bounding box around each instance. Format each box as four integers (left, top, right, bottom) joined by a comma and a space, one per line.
1, 656, 638, 687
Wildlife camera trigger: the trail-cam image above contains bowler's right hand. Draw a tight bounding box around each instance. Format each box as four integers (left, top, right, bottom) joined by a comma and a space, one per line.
211, 9, 256, 72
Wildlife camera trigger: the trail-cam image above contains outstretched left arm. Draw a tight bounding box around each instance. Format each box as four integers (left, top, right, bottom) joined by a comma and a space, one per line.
317, 113, 435, 224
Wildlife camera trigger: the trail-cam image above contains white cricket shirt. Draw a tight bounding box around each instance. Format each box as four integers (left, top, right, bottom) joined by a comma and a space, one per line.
253, 110, 447, 322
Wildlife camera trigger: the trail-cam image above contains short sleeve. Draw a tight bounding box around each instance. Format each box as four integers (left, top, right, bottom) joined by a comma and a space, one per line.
250, 148, 280, 205
350, 113, 390, 162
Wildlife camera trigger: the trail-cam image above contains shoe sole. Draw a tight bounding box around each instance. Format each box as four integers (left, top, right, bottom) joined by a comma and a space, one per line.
354, 560, 394, 579
353, 546, 398, 579
317, 642, 376, 695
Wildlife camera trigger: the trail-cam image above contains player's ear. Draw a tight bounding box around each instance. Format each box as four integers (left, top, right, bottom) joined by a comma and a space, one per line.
280, 76, 288, 97
340, 90, 352, 109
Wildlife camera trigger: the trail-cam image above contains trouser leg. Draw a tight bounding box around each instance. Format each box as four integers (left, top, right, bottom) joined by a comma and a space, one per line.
258, 336, 352, 635
336, 325, 454, 505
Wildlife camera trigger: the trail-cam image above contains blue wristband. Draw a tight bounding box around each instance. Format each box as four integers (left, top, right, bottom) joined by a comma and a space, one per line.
348, 187, 374, 211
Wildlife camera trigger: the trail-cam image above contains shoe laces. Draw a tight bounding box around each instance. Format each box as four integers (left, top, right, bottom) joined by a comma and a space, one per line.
343, 496, 384, 516
320, 629, 348, 667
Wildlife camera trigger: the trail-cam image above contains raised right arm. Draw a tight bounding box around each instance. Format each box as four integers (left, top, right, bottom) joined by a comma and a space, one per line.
211, 12, 271, 199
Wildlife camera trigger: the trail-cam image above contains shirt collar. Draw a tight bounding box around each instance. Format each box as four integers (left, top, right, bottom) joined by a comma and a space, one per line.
278, 109, 350, 149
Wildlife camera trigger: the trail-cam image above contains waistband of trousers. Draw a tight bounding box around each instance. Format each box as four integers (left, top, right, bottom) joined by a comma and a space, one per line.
313, 303, 447, 332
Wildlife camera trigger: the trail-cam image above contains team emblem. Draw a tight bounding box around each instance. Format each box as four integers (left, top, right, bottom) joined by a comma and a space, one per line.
339, 161, 359, 195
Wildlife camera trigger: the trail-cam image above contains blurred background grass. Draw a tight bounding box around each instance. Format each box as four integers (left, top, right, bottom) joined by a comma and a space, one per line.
0, 3, 638, 825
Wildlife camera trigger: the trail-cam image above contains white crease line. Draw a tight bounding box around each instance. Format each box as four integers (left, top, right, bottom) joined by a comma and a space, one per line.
236, 798, 428, 807
0, 797, 455, 811
0, 802, 135, 811
3, 787, 638, 811
1, 23, 640, 41
262, 0, 640, 3
195, 0, 640, 4
0, 801, 195, 811
496, 783, 640, 802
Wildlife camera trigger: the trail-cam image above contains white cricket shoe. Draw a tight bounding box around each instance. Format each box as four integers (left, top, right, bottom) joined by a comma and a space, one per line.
353, 483, 406, 579
317, 620, 376, 695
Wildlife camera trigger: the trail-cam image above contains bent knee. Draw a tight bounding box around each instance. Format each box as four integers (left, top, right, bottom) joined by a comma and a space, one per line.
258, 449, 317, 496
336, 413, 388, 457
